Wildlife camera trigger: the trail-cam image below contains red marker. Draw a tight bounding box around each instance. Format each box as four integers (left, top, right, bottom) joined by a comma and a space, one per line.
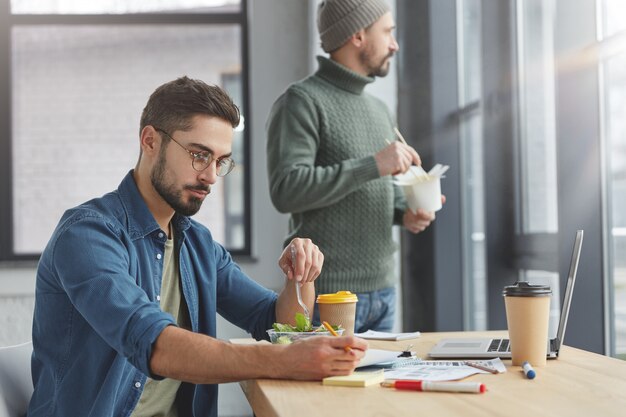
381, 380, 486, 394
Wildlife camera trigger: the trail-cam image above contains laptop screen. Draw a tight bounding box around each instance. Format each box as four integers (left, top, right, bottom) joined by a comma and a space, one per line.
554, 230, 584, 350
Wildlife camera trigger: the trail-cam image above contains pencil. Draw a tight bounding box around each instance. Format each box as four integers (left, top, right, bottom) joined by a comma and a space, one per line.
464, 361, 499, 374
322, 321, 352, 352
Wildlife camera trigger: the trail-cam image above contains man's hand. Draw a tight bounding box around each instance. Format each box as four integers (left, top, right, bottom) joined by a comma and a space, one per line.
274, 336, 369, 380
150, 327, 367, 384
374, 141, 421, 176
403, 195, 446, 233
278, 238, 324, 284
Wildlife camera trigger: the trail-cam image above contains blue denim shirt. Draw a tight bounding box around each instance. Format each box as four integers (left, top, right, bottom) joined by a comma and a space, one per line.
28, 171, 278, 417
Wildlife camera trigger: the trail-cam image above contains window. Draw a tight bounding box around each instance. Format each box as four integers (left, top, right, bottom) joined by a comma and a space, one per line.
399, 0, 608, 353
513, 0, 561, 335
0, 0, 251, 260
599, 0, 626, 359
457, 0, 487, 330
515, 0, 558, 235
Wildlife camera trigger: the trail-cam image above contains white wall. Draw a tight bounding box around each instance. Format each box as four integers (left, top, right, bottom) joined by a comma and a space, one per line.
0, 266, 37, 346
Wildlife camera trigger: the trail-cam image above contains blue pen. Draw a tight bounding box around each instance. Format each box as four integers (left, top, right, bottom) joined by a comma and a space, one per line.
522, 361, 536, 379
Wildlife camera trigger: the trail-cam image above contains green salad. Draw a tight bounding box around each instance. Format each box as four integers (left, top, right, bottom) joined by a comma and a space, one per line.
271, 313, 341, 333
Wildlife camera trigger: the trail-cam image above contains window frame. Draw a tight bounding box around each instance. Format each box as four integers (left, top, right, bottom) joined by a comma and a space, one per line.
0, 0, 253, 261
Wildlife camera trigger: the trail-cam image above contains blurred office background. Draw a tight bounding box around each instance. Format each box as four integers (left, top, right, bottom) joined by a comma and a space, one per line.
0, 0, 625, 416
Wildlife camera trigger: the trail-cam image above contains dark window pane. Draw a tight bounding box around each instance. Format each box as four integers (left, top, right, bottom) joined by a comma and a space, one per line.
11, 24, 245, 253
601, 0, 626, 358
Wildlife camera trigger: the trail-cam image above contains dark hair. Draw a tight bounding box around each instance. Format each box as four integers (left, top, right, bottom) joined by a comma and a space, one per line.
140, 76, 240, 136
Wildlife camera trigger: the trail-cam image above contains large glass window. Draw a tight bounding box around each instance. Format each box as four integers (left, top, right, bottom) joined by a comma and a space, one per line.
514, 0, 561, 333
1, 0, 251, 260
599, 0, 626, 360
457, 0, 487, 330
515, 0, 558, 234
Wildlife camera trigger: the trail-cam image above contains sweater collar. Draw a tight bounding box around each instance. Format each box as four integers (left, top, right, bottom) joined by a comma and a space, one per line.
315, 56, 374, 95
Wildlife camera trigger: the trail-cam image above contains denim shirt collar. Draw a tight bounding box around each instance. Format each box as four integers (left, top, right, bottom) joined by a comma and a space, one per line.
117, 170, 191, 239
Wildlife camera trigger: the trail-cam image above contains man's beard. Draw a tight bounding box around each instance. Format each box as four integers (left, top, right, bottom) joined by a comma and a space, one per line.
150, 148, 210, 217
361, 50, 393, 77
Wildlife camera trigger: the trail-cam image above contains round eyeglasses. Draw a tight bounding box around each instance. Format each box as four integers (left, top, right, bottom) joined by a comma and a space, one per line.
154, 127, 235, 177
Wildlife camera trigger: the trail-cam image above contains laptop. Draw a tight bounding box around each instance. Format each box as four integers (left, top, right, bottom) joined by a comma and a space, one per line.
429, 230, 584, 359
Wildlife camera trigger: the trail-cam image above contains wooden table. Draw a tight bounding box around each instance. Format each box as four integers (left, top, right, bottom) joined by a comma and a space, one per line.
235, 330, 626, 417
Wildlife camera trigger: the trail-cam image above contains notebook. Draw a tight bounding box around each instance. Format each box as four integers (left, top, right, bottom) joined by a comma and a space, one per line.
429, 230, 583, 359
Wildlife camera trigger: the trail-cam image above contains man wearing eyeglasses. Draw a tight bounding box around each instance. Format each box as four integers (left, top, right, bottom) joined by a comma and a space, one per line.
267, 0, 443, 334
29, 76, 367, 417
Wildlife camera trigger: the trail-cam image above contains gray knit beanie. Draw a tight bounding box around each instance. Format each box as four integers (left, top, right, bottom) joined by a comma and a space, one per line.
317, 0, 390, 53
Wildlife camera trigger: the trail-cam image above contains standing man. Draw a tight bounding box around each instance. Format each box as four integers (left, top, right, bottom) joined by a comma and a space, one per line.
28, 76, 366, 417
266, 0, 441, 333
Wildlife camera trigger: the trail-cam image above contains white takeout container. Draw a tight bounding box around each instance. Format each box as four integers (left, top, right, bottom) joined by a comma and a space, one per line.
393, 166, 443, 213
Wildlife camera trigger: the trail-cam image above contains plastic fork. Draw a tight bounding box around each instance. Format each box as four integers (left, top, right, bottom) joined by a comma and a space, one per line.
291, 245, 310, 320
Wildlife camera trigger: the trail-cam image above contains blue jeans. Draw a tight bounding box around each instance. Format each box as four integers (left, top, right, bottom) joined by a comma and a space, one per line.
313, 287, 396, 333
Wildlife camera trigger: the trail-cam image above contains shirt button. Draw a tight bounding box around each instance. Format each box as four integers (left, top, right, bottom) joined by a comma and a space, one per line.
158, 232, 164, 238
134, 382, 141, 388
156, 295, 161, 301
156, 253, 162, 260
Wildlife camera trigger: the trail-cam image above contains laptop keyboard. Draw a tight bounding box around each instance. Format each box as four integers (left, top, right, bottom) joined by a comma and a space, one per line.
487, 338, 511, 353
486, 338, 556, 354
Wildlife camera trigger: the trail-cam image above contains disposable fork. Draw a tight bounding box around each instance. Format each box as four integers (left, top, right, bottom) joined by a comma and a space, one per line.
291, 245, 310, 320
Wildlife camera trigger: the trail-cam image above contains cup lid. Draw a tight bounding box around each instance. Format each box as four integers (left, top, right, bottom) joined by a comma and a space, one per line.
316, 291, 358, 304
502, 281, 552, 297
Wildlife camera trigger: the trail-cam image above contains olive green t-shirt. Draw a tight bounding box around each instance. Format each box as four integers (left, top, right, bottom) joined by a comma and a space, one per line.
130, 235, 190, 417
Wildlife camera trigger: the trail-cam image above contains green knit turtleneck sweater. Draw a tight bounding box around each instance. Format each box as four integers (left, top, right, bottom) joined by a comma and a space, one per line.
266, 56, 406, 294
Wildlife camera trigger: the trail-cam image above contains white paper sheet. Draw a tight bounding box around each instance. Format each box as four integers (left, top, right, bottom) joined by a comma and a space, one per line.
383, 358, 506, 381
356, 349, 402, 368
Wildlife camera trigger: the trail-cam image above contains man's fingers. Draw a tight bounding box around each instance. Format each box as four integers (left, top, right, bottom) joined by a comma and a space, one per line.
308, 247, 323, 282
328, 335, 368, 351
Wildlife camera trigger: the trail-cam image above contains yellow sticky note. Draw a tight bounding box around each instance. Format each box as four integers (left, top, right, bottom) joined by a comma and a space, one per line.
322, 370, 385, 387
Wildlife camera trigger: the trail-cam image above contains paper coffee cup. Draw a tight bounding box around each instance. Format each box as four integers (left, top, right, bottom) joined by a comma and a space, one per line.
503, 282, 552, 366
316, 291, 358, 336
393, 168, 442, 213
